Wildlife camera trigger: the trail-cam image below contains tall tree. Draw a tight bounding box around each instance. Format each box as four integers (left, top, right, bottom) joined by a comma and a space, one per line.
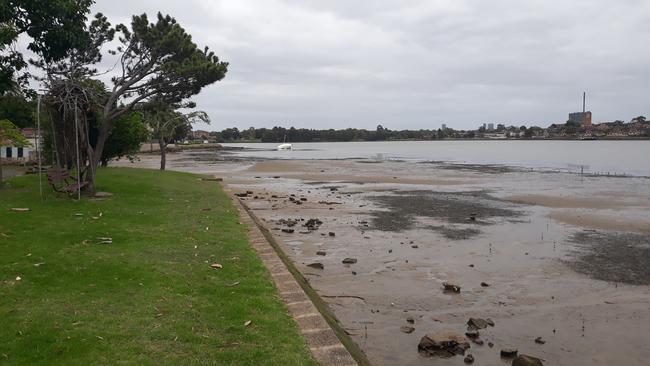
40, 12, 228, 192
0, 119, 29, 182
144, 104, 209, 170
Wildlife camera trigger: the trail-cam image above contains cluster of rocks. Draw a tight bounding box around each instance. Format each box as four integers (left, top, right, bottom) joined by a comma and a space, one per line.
416, 317, 544, 365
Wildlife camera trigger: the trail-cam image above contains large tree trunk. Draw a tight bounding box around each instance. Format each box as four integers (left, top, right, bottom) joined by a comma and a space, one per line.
84, 120, 112, 195
159, 140, 167, 170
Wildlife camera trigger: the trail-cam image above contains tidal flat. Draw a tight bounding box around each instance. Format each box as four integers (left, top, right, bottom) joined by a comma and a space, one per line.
116, 150, 650, 366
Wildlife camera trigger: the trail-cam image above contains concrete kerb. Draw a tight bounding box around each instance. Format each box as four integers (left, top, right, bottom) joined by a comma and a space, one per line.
221, 184, 370, 366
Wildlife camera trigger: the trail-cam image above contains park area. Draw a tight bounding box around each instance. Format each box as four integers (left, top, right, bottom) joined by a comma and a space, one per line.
0, 168, 315, 365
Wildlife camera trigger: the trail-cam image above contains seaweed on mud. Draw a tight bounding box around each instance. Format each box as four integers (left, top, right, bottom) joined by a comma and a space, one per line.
567, 230, 650, 285
366, 190, 523, 236
426, 225, 482, 240
418, 162, 521, 174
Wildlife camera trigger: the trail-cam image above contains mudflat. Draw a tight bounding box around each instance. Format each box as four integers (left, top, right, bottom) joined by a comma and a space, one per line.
115, 150, 650, 366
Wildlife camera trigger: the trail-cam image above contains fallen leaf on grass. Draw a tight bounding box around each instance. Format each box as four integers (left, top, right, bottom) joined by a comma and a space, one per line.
225, 281, 240, 287
210, 263, 223, 269
244, 320, 251, 327
15, 276, 21, 281
10, 208, 29, 212
33, 262, 45, 267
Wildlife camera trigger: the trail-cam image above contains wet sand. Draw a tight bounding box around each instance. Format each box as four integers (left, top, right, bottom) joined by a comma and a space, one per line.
114, 150, 650, 366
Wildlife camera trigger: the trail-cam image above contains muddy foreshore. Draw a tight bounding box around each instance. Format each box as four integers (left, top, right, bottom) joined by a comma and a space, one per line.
114, 149, 650, 366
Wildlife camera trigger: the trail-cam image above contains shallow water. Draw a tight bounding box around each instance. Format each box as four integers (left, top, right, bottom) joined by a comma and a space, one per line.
222, 140, 650, 176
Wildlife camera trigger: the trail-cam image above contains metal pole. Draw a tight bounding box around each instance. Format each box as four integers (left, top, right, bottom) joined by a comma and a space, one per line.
74, 98, 81, 200
37, 95, 43, 201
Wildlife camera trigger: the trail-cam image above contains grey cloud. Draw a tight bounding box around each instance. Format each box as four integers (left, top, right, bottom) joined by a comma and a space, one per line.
77, 0, 650, 129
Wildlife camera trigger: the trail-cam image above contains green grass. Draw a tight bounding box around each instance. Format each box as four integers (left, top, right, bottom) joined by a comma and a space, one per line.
0, 168, 316, 365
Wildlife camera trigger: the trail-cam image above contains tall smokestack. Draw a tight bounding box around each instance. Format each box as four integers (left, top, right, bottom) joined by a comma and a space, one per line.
583, 92, 586, 113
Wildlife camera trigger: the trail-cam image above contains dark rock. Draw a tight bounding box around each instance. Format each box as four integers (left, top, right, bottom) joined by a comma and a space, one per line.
464, 354, 475, 364
400, 326, 415, 334
388, 249, 393, 253
307, 263, 324, 270
234, 193, 248, 197
281, 228, 295, 233
316, 251, 326, 256
471, 338, 484, 345
486, 318, 495, 327
411, 245, 418, 248
465, 330, 479, 339
534, 337, 545, 345
512, 355, 544, 366
342, 258, 357, 264
406, 316, 415, 324
443, 282, 461, 293
469, 264, 474, 267
467, 318, 489, 329
500, 347, 518, 358
488, 342, 494, 348
480, 282, 490, 287
351, 271, 357, 275
418, 332, 470, 358
300, 197, 307, 201
328, 232, 336, 237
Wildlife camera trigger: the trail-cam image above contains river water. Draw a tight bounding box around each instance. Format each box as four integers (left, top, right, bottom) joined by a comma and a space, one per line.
222, 140, 650, 176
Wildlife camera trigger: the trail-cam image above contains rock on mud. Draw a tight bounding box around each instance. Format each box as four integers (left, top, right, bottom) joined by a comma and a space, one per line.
467, 318, 491, 329
512, 354, 544, 366
342, 258, 357, 264
500, 347, 518, 358
417, 332, 470, 358
400, 326, 415, 334
443, 282, 461, 293
307, 263, 324, 270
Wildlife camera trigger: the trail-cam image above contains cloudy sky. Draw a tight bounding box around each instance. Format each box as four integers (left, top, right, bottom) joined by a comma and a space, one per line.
89, 0, 649, 131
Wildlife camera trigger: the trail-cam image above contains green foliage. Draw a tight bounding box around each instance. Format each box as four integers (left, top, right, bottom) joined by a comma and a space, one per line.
101, 113, 149, 165
0, 168, 316, 365
0, 119, 29, 146
111, 13, 228, 107
0, 94, 35, 128
0, 0, 95, 93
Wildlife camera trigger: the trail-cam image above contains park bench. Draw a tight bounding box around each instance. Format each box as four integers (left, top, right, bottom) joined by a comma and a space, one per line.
47, 170, 88, 194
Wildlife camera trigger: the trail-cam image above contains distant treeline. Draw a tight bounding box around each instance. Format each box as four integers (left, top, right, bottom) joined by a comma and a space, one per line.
210, 125, 469, 142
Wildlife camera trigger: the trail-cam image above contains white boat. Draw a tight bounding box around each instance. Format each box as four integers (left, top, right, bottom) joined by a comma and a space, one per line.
277, 135, 292, 150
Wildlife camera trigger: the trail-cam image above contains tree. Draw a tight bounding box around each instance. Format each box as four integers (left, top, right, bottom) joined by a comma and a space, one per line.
100, 112, 149, 166
0, 119, 30, 183
564, 119, 581, 135
144, 104, 209, 170
0, 0, 95, 93
0, 94, 35, 127
39, 12, 228, 193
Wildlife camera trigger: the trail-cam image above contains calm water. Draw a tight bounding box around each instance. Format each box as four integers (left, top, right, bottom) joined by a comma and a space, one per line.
222, 140, 650, 176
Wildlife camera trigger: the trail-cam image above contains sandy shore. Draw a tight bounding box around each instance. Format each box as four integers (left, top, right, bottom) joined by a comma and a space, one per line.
114, 150, 650, 366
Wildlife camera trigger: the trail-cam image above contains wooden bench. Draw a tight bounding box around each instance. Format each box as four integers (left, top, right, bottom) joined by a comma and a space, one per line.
47, 170, 88, 194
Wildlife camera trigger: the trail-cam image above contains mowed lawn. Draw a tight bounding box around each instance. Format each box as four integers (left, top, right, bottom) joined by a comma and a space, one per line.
0, 168, 316, 365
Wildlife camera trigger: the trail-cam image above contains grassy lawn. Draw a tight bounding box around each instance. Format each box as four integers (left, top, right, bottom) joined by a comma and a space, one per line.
0, 168, 316, 365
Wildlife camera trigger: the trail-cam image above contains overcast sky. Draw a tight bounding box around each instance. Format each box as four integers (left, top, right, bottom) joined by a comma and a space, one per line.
87, 0, 650, 131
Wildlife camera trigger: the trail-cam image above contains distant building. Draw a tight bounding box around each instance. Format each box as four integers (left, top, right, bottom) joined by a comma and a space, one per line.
487, 123, 495, 131
0, 128, 37, 162
441, 124, 447, 130
568, 111, 592, 126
